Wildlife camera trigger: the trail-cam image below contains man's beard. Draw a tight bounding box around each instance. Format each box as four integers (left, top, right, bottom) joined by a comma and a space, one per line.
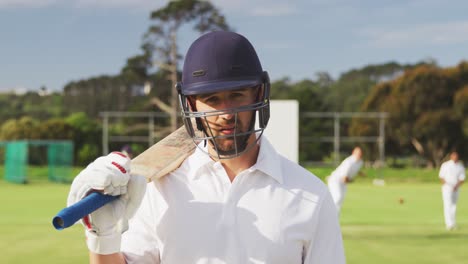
208, 116, 255, 157
204, 111, 256, 158
211, 132, 250, 156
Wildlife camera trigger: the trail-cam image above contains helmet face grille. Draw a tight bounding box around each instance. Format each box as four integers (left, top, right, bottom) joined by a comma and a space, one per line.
180, 100, 269, 160
180, 31, 263, 96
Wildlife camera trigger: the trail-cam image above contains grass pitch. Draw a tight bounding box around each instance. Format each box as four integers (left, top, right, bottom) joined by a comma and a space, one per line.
341, 183, 468, 264
0, 167, 467, 263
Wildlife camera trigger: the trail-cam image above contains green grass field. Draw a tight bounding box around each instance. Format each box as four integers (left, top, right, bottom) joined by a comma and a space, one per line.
0, 166, 467, 263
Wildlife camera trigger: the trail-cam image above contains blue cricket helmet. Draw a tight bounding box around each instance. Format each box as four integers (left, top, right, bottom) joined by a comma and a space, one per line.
179, 31, 265, 95
178, 31, 270, 159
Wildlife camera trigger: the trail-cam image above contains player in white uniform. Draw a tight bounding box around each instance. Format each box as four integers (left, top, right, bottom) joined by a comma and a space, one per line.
67, 31, 346, 264
327, 147, 364, 213
439, 151, 465, 230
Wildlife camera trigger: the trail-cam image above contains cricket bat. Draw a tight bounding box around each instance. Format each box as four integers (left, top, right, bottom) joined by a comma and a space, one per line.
52, 125, 197, 230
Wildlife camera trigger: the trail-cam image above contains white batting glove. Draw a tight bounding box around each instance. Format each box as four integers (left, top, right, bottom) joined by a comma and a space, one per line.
67, 152, 147, 254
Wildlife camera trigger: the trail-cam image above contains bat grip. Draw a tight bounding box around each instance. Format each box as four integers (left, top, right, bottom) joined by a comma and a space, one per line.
52, 192, 118, 230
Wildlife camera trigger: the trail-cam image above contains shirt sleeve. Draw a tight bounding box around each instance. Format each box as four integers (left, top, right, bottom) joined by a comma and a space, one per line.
459, 164, 466, 181
334, 158, 352, 180
303, 191, 346, 264
347, 160, 363, 180
121, 186, 162, 264
439, 163, 446, 179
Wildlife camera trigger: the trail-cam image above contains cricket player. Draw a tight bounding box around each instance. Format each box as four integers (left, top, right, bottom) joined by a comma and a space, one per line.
67, 31, 345, 263
439, 151, 465, 230
327, 147, 364, 213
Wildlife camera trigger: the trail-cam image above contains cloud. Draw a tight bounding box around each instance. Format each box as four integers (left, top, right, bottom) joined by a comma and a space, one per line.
212, 0, 299, 17
0, 0, 299, 16
260, 41, 300, 50
360, 21, 468, 47
0, 85, 29, 94
250, 4, 298, 17
73, 0, 165, 9
0, 0, 165, 9
0, 0, 57, 8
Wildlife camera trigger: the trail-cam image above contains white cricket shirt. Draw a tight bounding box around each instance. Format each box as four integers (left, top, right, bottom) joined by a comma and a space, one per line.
439, 160, 466, 187
329, 155, 363, 182
121, 136, 345, 264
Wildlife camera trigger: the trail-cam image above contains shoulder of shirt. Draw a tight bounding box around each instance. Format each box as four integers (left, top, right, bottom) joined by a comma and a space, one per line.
158, 135, 328, 196
280, 154, 327, 188
177, 143, 214, 180
257, 136, 328, 194
338, 155, 354, 166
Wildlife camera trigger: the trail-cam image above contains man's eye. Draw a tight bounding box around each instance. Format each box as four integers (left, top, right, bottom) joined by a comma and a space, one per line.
231, 92, 247, 100
205, 97, 219, 104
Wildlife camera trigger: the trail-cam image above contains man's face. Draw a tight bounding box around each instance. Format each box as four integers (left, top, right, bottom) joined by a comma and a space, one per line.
450, 152, 459, 162
352, 147, 363, 159
192, 87, 258, 155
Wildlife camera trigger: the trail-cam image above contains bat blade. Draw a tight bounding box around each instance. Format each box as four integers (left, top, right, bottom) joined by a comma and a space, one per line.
52, 125, 198, 230
131, 125, 197, 181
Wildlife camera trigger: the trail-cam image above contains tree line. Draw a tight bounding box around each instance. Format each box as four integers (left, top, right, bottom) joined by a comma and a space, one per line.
1, 0, 467, 167
2, 59, 467, 167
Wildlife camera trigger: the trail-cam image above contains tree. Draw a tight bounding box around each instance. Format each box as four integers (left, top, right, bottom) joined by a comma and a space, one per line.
0, 117, 40, 140
453, 61, 468, 139
120, 53, 152, 84
63, 74, 159, 118
353, 62, 468, 167
38, 119, 74, 140
143, 0, 231, 131
270, 77, 293, 99
65, 112, 102, 165
270, 77, 331, 162
454, 85, 468, 138
0, 91, 65, 124
325, 61, 434, 112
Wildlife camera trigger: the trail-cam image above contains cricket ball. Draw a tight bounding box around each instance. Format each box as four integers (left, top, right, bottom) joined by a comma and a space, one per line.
399, 197, 404, 204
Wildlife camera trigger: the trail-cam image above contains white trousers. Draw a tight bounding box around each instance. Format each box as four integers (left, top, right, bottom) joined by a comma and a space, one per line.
328, 179, 347, 213
441, 184, 460, 230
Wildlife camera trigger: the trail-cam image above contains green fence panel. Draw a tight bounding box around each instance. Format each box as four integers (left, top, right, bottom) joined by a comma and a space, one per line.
5, 141, 28, 184
48, 141, 74, 183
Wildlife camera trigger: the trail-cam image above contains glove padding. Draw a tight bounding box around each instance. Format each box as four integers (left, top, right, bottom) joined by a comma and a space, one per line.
67, 152, 147, 254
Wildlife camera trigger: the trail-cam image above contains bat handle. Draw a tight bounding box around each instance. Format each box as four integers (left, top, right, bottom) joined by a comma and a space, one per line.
52, 192, 119, 230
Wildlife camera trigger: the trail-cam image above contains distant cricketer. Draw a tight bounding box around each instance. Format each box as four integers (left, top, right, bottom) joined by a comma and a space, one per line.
439, 151, 465, 230
327, 147, 364, 213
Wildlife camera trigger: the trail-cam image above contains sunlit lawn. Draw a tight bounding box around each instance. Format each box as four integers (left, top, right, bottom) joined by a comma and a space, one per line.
341, 183, 468, 264
0, 166, 467, 263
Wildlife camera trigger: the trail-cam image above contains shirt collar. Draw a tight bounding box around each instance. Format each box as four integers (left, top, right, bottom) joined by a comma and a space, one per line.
186, 141, 215, 180
186, 135, 284, 184
252, 135, 284, 184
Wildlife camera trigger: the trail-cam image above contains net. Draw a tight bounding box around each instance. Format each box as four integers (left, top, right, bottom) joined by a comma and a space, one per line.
3, 140, 73, 184
5, 141, 28, 183
47, 141, 74, 183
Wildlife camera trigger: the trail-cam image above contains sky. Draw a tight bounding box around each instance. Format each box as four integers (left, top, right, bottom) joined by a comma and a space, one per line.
1, 0, 468, 92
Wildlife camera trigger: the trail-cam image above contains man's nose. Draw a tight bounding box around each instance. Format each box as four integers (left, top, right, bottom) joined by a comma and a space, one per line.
218, 99, 235, 120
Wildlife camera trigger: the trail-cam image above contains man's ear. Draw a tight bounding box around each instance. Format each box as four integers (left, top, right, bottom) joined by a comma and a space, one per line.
257, 84, 265, 98
187, 96, 204, 131
187, 96, 197, 111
